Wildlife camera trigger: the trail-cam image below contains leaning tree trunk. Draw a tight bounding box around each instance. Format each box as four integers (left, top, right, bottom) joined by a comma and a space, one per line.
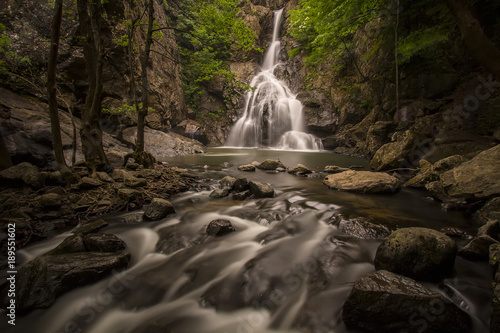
136, 0, 154, 154
77, 0, 109, 171
47, 0, 68, 168
443, 0, 500, 79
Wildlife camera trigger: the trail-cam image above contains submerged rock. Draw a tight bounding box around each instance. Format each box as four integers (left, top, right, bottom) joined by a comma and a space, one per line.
342, 270, 471, 333
374, 227, 457, 282
323, 170, 400, 193
143, 198, 175, 221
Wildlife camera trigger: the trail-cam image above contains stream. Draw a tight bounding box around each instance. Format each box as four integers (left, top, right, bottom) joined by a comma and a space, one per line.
2, 148, 492, 333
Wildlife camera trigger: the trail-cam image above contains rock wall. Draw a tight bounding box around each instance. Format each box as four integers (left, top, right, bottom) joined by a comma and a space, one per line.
0, 0, 186, 131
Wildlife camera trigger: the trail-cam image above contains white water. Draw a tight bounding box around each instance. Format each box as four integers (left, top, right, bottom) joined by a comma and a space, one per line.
226, 9, 323, 150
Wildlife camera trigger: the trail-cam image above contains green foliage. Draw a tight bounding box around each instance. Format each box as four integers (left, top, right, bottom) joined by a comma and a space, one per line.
289, 0, 456, 69
289, 0, 386, 67
174, 0, 260, 109
0, 23, 10, 73
102, 103, 155, 124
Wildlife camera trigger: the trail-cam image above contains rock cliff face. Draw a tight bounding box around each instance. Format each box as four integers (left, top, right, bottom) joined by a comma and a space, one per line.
0, 0, 186, 131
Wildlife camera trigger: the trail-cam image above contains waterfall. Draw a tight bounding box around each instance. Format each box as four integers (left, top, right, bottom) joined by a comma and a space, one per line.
226, 9, 323, 150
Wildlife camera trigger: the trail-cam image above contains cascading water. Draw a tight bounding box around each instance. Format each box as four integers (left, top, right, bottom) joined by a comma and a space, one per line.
226, 9, 323, 150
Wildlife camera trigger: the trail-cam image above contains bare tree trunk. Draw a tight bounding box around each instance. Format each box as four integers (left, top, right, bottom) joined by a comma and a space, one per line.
47, 0, 67, 169
443, 0, 500, 79
77, 0, 109, 171
136, 0, 154, 154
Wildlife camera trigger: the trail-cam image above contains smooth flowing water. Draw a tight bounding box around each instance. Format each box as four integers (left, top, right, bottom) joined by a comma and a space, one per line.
3, 148, 492, 333
226, 10, 323, 150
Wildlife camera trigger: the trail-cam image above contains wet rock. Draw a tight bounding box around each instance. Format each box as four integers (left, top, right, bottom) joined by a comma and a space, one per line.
324, 165, 350, 174
440, 144, 500, 199
458, 235, 498, 261
206, 219, 236, 236
79, 176, 102, 189
374, 227, 457, 282
249, 180, 274, 198
156, 224, 189, 254
15, 251, 130, 311
238, 164, 256, 171
73, 219, 109, 235
233, 178, 250, 192
37, 193, 63, 210
288, 164, 312, 176
143, 198, 175, 221
46, 234, 86, 255
0, 162, 43, 189
323, 170, 400, 193
342, 270, 472, 333
232, 190, 252, 200
256, 159, 286, 170
219, 176, 237, 189
84, 233, 127, 252
210, 189, 229, 199
338, 219, 392, 239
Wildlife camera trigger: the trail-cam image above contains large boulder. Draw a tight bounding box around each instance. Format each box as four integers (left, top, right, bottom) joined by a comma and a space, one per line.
323, 170, 400, 193
374, 227, 457, 282
143, 198, 175, 221
0, 162, 43, 189
440, 144, 500, 199
370, 130, 416, 171
342, 270, 471, 333
122, 127, 204, 159
15, 251, 130, 311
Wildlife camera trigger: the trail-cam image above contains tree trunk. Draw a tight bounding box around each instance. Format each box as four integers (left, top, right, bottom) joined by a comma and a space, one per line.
443, 0, 500, 79
47, 0, 67, 170
136, 0, 154, 153
77, 0, 109, 171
